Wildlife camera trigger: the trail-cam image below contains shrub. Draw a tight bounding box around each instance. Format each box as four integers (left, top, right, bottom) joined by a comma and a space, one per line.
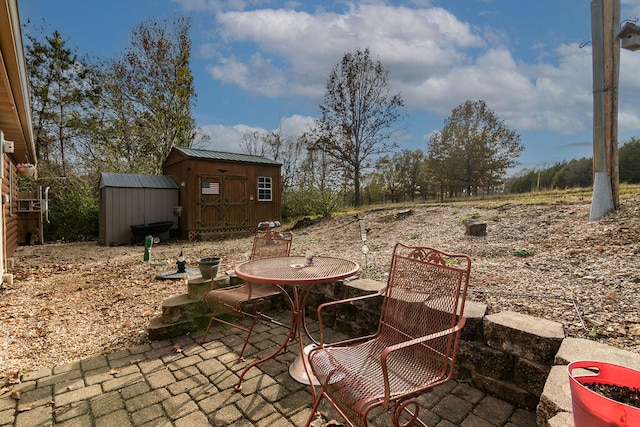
44, 176, 99, 241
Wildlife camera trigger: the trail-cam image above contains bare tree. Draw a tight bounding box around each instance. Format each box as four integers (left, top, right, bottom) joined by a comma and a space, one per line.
240, 130, 306, 190
314, 48, 404, 206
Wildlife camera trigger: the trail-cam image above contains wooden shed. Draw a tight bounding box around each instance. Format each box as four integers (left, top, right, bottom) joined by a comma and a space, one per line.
163, 147, 282, 240
99, 172, 179, 246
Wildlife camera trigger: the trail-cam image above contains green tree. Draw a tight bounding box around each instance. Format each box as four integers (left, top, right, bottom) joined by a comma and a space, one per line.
313, 48, 404, 206
538, 162, 566, 189
509, 169, 539, 193
619, 137, 640, 183
25, 26, 101, 176
95, 16, 197, 174
550, 158, 592, 188
376, 155, 402, 203
426, 129, 463, 200
361, 172, 386, 205
427, 100, 523, 198
284, 140, 344, 218
395, 149, 427, 202
43, 176, 99, 241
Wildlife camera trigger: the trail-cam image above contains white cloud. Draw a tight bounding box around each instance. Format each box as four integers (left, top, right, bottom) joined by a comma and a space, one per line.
206, 53, 286, 96
207, 4, 484, 98
198, 114, 315, 152
277, 114, 315, 137
193, 1, 640, 140
198, 124, 253, 152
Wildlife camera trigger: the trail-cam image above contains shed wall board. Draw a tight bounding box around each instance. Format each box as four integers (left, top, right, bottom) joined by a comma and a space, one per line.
101, 186, 178, 246
162, 147, 282, 240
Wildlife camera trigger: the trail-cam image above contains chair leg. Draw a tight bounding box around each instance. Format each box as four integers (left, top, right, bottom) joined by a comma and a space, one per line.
237, 298, 274, 360
392, 400, 429, 427
237, 316, 258, 361
304, 389, 326, 427
200, 314, 216, 344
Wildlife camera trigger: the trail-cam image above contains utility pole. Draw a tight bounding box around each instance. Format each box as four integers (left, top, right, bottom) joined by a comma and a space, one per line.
589, 0, 620, 221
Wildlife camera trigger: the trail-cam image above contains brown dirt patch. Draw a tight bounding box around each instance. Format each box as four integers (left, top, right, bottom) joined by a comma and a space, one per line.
2, 192, 639, 380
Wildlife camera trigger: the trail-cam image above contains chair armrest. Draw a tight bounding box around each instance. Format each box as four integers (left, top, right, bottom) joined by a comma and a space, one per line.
316, 291, 384, 346
379, 316, 466, 409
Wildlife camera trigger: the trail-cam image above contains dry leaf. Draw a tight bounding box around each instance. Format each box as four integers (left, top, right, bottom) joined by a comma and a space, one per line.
11, 390, 20, 400
3, 196, 640, 388
172, 344, 183, 353
108, 369, 121, 375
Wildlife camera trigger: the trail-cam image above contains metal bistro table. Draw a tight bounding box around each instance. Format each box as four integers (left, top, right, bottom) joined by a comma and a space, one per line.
233, 255, 359, 393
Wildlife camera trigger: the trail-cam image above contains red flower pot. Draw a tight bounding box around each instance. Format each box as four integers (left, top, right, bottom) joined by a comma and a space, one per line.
568, 360, 640, 426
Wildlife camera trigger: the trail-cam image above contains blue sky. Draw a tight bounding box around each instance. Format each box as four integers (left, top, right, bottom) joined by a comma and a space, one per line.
19, 0, 640, 174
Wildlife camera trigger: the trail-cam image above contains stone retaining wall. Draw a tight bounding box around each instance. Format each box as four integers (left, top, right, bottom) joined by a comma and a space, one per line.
306, 278, 640, 427
148, 273, 640, 426
305, 278, 563, 411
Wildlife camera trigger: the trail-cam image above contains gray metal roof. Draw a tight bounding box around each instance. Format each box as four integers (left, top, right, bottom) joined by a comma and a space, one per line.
99, 172, 179, 189
173, 147, 281, 165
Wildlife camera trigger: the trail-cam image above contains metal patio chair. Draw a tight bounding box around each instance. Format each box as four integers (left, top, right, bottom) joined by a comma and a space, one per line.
305, 243, 471, 427
200, 230, 294, 359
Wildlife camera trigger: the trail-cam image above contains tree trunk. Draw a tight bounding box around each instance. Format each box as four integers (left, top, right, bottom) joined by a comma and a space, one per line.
354, 164, 361, 206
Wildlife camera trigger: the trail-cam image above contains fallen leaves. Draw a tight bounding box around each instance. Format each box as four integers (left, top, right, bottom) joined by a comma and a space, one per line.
2, 195, 640, 381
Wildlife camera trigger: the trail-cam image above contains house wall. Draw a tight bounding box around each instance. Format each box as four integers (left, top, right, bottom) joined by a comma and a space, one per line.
163, 152, 281, 240
99, 186, 179, 246
2, 157, 19, 260
1, 0, 37, 277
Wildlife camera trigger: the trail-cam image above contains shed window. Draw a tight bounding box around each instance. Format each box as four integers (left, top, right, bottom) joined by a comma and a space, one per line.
257, 177, 272, 201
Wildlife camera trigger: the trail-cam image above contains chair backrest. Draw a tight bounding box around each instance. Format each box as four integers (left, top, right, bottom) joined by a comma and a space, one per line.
380, 243, 471, 355
250, 230, 293, 260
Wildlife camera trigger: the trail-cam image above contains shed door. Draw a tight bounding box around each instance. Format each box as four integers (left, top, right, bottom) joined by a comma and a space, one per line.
197, 175, 249, 229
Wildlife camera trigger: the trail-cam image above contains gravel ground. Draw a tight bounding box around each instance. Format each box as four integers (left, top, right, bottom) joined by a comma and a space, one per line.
2, 189, 639, 383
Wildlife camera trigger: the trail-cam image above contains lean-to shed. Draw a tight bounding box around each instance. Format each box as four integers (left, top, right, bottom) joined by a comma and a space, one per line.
99, 172, 179, 245
163, 147, 282, 240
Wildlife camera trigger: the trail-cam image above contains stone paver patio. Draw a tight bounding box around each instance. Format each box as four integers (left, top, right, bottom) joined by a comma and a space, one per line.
1, 312, 537, 426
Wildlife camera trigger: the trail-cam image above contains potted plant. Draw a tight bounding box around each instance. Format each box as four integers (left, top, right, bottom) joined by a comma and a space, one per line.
197, 257, 222, 279
568, 360, 640, 426
16, 163, 36, 178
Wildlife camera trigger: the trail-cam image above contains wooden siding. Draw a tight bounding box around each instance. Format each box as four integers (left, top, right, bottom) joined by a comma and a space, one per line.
163, 149, 282, 239
2, 156, 19, 263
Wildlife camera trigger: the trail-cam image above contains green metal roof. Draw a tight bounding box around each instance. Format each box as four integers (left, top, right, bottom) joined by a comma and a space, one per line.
173, 146, 281, 165
99, 172, 178, 189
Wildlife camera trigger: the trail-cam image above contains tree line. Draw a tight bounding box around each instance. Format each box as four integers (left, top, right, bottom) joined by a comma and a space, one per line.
23, 17, 201, 240
508, 137, 640, 193
29, 15, 614, 242
244, 48, 524, 218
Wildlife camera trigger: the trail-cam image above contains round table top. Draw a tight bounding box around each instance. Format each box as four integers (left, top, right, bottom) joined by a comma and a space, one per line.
234, 256, 359, 285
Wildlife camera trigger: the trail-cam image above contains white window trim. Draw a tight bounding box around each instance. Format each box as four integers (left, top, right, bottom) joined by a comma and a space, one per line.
257, 176, 273, 202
